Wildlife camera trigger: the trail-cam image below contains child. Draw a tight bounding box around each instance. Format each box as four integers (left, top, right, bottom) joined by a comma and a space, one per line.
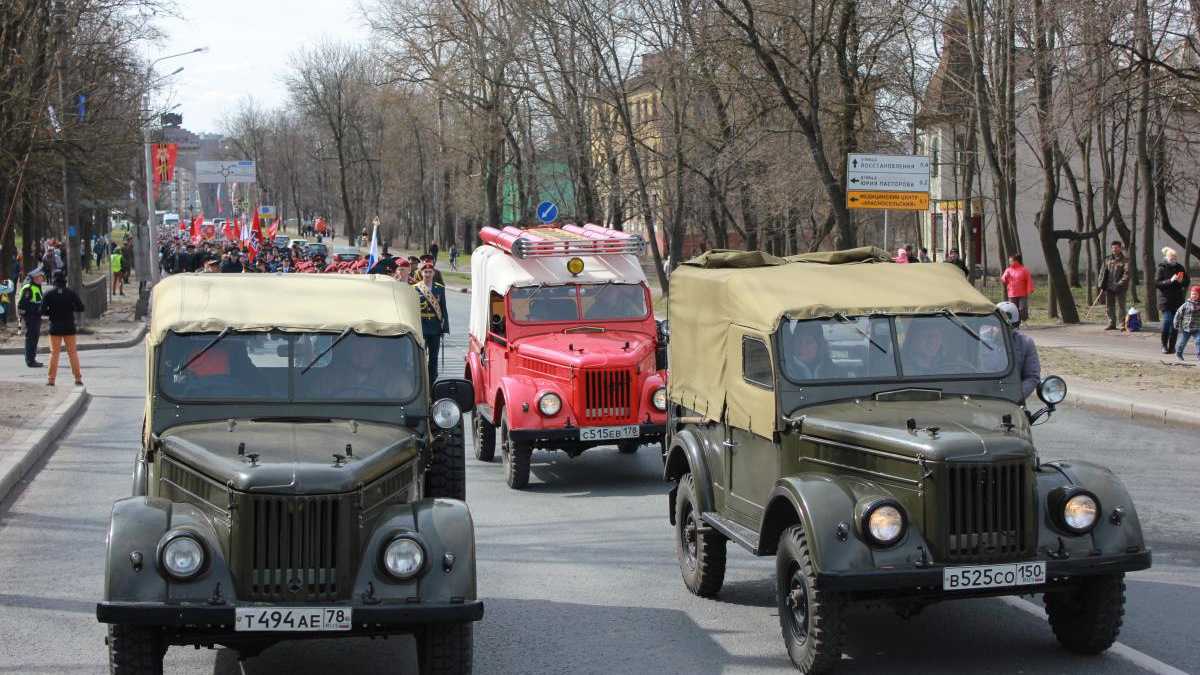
1124, 307, 1142, 332
1174, 285, 1200, 361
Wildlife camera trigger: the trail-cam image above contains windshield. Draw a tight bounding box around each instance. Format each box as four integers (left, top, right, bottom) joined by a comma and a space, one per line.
158, 331, 420, 402
779, 314, 1010, 382
510, 283, 648, 323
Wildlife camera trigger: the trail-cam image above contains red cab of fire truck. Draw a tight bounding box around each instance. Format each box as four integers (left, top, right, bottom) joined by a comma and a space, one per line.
466, 224, 668, 489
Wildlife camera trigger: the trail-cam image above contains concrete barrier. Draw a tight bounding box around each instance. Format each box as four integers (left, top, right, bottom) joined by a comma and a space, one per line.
82, 275, 108, 319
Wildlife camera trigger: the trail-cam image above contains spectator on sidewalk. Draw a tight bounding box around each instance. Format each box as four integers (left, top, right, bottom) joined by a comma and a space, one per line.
42, 270, 85, 386
1154, 246, 1189, 354
18, 267, 45, 367
947, 248, 969, 276
1098, 241, 1131, 330
448, 245, 459, 271
0, 277, 12, 328
1000, 254, 1034, 323
918, 247, 932, 263
892, 247, 910, 264
109, 247, 125, 296
1174, 285, 1200, 361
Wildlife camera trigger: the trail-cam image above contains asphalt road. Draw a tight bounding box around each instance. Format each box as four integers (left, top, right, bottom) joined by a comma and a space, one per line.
0, 288, 1195, 675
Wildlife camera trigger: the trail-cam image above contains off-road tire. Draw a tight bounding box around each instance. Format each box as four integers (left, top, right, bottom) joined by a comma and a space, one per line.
425, 421, 467, 501
418, 622, 473, 675
617, 441, 639, 454
107, 624, 164, 675
500, 410, 531, 489
1044, 573, 1126, 654
472, 410, 496, 462
776, 524, 844, 675
674, 473, 726, 597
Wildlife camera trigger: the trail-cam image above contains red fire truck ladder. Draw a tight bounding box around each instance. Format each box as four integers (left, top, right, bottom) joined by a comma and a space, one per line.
479, 224, 647, 259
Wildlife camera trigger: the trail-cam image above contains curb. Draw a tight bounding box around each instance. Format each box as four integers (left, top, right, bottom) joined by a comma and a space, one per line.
0, 322, 147, 356
0, 387, 90, 504
1066, 386, 1200, 431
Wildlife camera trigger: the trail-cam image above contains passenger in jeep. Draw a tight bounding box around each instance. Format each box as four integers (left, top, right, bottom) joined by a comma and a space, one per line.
783, 322, 838, 379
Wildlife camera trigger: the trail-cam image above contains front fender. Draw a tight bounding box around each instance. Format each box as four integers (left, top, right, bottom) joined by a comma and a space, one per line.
1039, 460, 1147, 556
497, 375, 543, 429
764, 476, 935, 573
637, 372, 667, 423
465, 345, 485, 405
354, 498, 477, 602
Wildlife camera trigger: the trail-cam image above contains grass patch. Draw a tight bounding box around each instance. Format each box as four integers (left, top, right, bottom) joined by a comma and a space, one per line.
978, 280, 1132, 325
1040, 346, 1200, 390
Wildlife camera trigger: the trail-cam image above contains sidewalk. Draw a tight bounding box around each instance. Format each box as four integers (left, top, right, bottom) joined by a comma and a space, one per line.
1024, 322, 1200, 429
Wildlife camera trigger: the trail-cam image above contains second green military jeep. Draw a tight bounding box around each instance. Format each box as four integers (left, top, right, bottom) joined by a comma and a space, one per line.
662, 249, 1150, 674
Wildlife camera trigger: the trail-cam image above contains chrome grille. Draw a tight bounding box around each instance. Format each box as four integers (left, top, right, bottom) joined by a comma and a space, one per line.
582, 368, 633, 422
944, 460, 1031, 563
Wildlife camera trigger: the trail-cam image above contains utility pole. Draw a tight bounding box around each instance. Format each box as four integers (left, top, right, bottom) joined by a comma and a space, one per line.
54, 0, 82, 301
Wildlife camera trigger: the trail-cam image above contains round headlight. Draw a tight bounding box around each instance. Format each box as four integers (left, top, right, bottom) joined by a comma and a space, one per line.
383, 537, 425, 579
1037, 376, 1068, 405
1063, 493, 1099, 532
652, 387, 667, 411
537, 392, 562, 416
864, 502, 906, 546
431, 398, 462, 430
161, 534, 205, 580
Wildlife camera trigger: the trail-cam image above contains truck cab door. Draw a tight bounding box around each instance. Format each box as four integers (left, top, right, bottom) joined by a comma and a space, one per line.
724, 333, 778, 525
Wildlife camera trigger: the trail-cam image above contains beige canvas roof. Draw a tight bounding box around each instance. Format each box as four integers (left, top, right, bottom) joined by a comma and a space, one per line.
468, 244, 647, 342
667, 248, 998, 436
148, 273, 423, 345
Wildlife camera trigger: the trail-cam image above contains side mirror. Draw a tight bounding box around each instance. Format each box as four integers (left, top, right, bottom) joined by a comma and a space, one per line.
657, 319, 670, 340
432, 377, 474, 413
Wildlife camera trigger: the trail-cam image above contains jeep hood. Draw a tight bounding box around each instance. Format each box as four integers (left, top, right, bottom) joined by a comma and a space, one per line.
160, 420, 420, 493
514, 330, 654, 367
794, 397, 1034, 463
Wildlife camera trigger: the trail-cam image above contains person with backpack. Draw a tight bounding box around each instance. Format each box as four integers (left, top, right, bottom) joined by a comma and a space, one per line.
42, 270, 85, 386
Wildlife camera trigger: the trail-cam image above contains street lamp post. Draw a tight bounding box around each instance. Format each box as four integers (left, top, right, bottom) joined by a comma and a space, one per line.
139, 47, 207, 291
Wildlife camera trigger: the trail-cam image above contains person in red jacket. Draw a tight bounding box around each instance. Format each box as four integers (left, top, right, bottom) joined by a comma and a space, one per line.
1000, 254, 1034, 322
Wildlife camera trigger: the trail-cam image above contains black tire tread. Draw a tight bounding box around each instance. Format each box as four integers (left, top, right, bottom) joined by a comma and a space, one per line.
617, 441, 639, 454
675, 473, 726, 597
107, 624, 164, 675
425, 421, 467, 501
776, 525, 844, 675
1044, 573, 1126, 654
473, 410, 496, 462
419, 622, 473, 675
501, 411, 531, 489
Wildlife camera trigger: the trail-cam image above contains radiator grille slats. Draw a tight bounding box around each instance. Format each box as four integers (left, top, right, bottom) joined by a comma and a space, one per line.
582, 368, 633, 422
944, 461, 1029, 563
235, 493, 351, 602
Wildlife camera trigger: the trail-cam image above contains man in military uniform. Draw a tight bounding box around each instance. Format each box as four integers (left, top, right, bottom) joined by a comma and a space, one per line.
18, 267, 45, 367
1098, 241, 1131, 330
413, 261, 449, 382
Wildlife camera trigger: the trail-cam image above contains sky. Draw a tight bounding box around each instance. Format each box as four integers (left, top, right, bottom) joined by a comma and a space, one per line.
150, 0, 367, 134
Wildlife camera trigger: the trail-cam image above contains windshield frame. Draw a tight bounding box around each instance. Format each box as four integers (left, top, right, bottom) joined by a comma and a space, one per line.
507, 282, 650, 325
156, 329, 423, 406
775, 312, 1013, 387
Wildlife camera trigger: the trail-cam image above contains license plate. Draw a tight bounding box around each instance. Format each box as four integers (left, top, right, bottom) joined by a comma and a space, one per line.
943, 562, 1046, 591
234, 607, 352, 632
579, 425, 640, 441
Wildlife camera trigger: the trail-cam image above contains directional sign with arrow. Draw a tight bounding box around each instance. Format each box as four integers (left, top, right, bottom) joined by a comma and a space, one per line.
846, 153, 930, 211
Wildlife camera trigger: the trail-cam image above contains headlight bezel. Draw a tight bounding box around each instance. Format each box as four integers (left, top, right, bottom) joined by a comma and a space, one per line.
1049, 487, 1100, 535
537, 391, 562, 416
861, 499, 907, 548
158, 532, 207, 580
651, 386, 667, 411
381, 535, 427, 580
430, 397, 463, 429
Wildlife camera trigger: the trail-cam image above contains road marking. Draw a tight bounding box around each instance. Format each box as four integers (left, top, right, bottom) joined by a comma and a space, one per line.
999, 596, 1190, 675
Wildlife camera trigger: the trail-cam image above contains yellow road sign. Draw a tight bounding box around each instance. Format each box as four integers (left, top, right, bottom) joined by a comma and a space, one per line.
846, 190, 929, 210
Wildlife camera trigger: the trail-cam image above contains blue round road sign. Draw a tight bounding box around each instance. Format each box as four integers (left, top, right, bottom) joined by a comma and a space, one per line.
536, 201, 558, 223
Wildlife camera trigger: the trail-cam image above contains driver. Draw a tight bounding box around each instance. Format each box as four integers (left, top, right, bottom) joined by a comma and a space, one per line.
900, 320, 946, 376
318, 337, 404, 397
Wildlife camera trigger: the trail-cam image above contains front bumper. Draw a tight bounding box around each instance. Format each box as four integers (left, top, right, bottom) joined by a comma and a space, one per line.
816, 549, 1152, 594
509, 422, 665, 446
96, 599, 484, 629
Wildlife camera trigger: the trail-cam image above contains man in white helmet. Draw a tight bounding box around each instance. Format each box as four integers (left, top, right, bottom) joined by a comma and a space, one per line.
996, 300, 1041, 399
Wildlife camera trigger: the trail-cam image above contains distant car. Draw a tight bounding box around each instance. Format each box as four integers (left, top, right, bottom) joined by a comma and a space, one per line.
289, 238, 309, 252
332, 246, 360, 263
305, 242, 329, 256
272, 234, 290, 249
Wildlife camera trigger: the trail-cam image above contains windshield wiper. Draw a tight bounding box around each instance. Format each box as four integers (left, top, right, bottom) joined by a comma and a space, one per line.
940, 309, 993, 350
300, 327, 352, 375
832, 313, 888, 354
175, 328, 232, 374
521, 283, 546, 302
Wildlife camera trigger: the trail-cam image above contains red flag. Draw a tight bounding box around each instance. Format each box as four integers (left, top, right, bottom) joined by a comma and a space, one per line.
222, 219, 236, 241
151, 143, 178, 197
247, 210, 263, 263
266, 221, 279, 241
191, 214, 204, 244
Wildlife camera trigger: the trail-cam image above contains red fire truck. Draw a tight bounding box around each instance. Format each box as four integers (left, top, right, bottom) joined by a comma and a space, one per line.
467, 224, 668, 489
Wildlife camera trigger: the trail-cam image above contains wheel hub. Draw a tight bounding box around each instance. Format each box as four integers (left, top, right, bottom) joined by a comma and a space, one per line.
785, 565, 810, 644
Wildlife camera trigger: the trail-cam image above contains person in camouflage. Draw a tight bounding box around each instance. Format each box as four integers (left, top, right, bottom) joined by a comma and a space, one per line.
1098, 241, 1131, 330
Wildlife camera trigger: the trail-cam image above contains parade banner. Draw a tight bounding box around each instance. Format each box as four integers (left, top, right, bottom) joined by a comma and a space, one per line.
152, 143, 178, 197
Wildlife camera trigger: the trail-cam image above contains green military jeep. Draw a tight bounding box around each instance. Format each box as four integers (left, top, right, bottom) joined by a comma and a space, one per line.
662, 249, 1151, 674
97, 274, 480, 675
